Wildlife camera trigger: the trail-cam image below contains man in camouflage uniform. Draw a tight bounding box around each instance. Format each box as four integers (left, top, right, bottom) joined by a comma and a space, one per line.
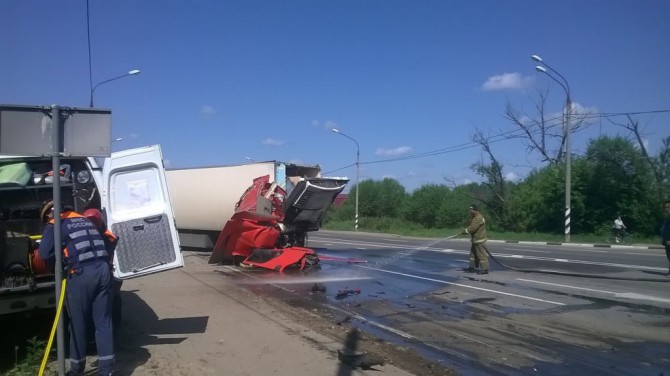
463, 204, 489, 275
661, 200, 670, 276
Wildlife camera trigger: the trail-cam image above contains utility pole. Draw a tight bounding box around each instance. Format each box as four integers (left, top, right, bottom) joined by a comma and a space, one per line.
331, 128, 360, 231
532, 54, 573, 242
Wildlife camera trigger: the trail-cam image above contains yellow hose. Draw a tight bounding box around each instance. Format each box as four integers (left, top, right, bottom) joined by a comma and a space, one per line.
38, 278, 66, 376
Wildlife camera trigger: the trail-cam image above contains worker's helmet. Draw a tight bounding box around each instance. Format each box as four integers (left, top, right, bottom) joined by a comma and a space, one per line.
39, 200, 55, 223
83, 208, 104, 230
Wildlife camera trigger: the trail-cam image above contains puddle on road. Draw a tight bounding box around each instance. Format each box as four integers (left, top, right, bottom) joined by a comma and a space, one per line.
223, 258, 670, 376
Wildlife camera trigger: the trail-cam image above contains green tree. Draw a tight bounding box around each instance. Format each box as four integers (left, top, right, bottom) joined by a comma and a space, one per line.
507, 164, 565, 233
579, 136, 658, 234
401, 184, 450, 228
656, 136, 670, 199
436, 183, 478, 229
358, 178, 407, 218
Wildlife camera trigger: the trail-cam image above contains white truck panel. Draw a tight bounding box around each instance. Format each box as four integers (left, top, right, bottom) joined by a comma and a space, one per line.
166, 162, 276, 233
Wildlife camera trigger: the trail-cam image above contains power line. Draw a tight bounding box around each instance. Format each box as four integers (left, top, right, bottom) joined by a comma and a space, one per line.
324, 108, 670, 172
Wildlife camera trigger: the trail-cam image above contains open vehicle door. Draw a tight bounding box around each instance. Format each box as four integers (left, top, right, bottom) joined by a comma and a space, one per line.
102, 145, 183, 279
282, 177, 349, 231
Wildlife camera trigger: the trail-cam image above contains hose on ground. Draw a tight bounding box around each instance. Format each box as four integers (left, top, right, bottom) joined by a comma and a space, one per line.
454, 234, 670, 283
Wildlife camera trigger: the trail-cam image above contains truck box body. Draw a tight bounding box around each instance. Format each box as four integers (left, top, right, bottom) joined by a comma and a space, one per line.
166, 161, 325, 249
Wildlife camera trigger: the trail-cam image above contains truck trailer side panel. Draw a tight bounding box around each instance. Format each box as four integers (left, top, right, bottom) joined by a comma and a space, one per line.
166, 162, 276, 248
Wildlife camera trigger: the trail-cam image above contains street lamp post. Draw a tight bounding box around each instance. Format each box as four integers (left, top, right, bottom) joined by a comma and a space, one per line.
532, 54, 573, 242
89, 69, 141, 107
331, 128, 360, 231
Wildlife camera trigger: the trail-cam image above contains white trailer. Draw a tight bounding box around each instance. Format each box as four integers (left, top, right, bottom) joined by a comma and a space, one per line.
166, 161, 329, 249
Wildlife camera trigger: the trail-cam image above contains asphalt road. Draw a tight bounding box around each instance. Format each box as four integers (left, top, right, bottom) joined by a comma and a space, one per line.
229, 230, 670, 376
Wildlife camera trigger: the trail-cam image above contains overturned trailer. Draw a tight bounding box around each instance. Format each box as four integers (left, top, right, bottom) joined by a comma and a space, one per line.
166, 161, 348, 270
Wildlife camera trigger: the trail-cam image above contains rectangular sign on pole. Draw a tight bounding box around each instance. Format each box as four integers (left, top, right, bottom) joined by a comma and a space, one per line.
0, 104, 112, 157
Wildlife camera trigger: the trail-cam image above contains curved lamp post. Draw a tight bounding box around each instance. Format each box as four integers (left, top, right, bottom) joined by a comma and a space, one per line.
532, 54, 573, 242
89, 69, 141, 107
331, 128, 360, 231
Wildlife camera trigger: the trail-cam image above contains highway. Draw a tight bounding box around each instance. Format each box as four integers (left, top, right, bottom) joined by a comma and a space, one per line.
241, 230, 670, 375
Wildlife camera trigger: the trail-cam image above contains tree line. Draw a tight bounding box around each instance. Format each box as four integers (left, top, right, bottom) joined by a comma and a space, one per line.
329, 134, 670, 236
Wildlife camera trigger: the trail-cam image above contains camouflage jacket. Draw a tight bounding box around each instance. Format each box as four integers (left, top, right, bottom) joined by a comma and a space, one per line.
466, 212, 488, 244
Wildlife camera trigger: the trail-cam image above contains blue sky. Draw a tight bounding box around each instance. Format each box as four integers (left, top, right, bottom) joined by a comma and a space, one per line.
2, 0, 669, 191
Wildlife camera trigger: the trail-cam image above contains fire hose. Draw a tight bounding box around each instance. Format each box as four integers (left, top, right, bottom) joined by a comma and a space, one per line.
39, 278, 67, 376
454, 234, 670, 283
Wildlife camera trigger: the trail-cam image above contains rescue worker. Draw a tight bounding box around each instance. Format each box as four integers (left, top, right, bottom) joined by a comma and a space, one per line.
38, 200, 114, 376
83, 208, 122, 327
463, 204, 489, 275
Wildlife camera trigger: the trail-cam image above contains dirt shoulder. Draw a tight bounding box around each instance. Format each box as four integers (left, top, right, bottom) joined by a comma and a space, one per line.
98, 252, 455, 376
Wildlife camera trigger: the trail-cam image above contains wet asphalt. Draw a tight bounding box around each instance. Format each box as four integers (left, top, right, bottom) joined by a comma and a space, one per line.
227, 231, 670, 375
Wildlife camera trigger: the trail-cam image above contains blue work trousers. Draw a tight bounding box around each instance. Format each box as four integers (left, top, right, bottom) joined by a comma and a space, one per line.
66, 261, 114, 375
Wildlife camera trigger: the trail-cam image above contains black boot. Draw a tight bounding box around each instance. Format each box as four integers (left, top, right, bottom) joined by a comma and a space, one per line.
477, 270, 489, 275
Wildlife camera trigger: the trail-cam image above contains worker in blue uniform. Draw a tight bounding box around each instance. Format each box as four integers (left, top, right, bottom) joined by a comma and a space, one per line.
38, 200, 114, 376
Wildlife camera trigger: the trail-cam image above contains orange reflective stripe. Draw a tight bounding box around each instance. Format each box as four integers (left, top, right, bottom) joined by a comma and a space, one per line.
48, 211, 86, 224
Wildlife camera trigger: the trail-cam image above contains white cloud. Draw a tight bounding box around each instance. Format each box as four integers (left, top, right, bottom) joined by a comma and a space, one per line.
505, 172, 519, 181
482, 72, 533, 91
462, 178, 472, 185
200, 105, 216, 118
261, 138, 285, 146
375, 146, 413, 157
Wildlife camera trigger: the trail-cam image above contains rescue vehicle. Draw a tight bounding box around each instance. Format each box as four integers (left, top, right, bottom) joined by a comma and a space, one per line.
0, 145, 183, 316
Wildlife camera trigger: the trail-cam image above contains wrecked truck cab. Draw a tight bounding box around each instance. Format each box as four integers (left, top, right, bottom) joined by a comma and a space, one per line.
0, 145, 183, 316
209, 175, 349, 271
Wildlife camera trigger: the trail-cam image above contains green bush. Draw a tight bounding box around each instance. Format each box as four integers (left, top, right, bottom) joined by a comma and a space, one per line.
5, 336, 46, 376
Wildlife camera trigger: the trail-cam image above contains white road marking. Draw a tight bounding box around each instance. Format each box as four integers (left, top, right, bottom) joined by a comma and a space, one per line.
554, 259, 569, 262
357, 265, 565, 306
355, 247, 367, 250
505, 247, 550, 253
624, 253, 665, 256
517, 279, 670, 304
310, 237, 667, 272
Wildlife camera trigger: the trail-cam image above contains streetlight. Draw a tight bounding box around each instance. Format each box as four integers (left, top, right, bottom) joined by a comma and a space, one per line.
532, 54, 573, 242
89, 69, 141, 107
331, 128, 360, 232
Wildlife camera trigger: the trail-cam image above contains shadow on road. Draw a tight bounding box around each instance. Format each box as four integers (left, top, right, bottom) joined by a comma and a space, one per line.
113, 290, 209, 376
336, 328, 361, 376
